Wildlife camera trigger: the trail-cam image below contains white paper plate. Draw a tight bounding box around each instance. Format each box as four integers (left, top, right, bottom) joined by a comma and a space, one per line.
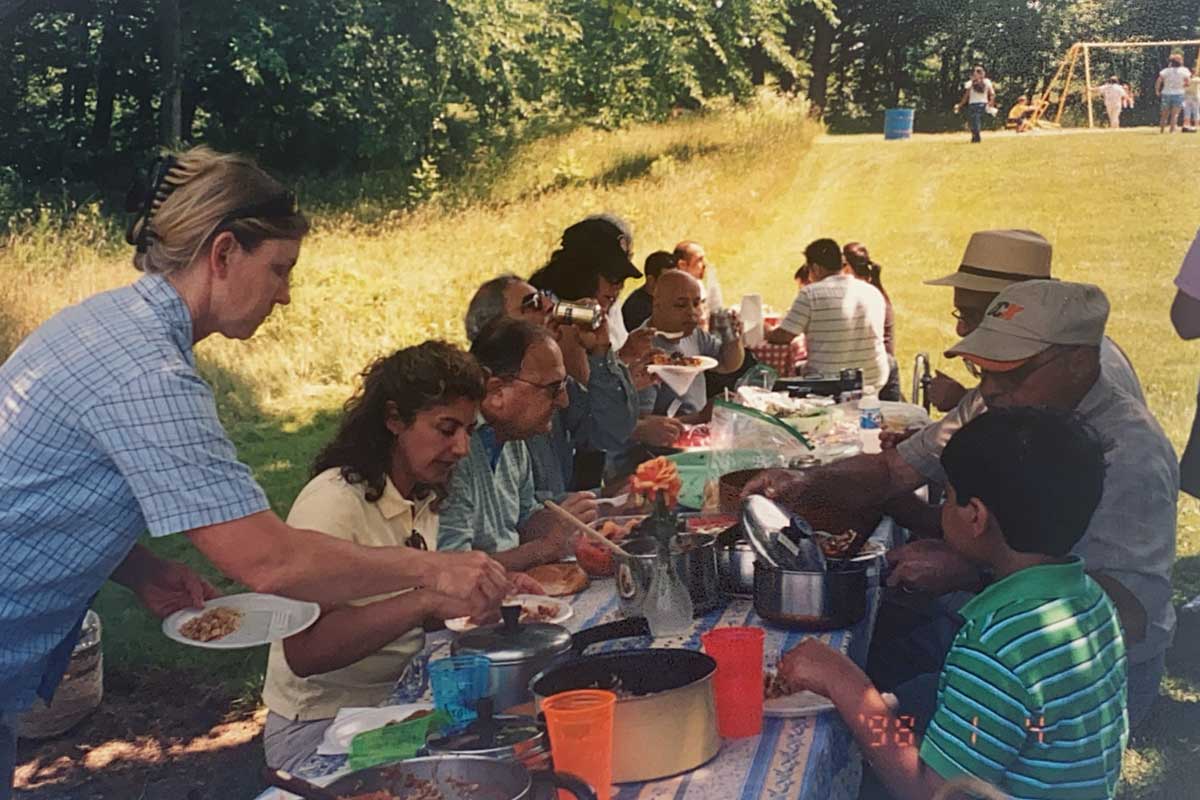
764, 689, 836, 717
317, 704, 435, 755
445, 595, 572, 633
647, 356, 719, 396
162, 593, 320, 649
646, 355, 719, 375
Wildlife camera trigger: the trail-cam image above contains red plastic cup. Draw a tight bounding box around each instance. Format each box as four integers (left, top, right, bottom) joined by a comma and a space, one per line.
702, 626, 765, 738
542, 689, 616, 800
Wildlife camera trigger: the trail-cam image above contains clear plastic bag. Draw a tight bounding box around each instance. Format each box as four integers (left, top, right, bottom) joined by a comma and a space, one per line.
699, 400, 815, 511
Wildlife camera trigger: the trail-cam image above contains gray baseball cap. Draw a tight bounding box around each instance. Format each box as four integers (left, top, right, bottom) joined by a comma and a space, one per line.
945, 280, 1108, 370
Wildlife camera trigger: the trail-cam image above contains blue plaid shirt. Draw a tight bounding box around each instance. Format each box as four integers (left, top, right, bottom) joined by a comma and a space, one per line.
0, 275, 268, 711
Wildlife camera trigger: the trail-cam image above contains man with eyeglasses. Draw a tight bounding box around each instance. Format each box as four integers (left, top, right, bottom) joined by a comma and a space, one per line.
747, 280, 1176, 730
437, 318, 598, 571
922, 230, 1142, 412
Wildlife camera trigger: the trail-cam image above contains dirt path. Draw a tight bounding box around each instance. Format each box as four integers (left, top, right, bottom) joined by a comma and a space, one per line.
15, 671, 266, 800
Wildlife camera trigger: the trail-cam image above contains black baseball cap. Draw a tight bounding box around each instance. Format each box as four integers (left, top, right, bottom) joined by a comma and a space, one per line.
560, 218, 642, 281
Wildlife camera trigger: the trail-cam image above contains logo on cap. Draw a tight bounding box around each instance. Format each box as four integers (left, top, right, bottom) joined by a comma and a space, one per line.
987, 302, 1024, 321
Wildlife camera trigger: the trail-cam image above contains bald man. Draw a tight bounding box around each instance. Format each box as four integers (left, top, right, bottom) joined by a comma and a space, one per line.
635, 271, 743, 433
673, 239, 725, 314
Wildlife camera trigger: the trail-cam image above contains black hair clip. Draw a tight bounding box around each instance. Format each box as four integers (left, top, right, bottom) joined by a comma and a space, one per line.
124, 154, 180, 253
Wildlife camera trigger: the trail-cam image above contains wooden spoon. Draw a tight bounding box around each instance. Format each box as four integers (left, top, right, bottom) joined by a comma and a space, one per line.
544, 500, 633, 558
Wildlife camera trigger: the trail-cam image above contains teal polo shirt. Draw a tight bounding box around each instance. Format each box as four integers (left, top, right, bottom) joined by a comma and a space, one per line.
436, 424, 539, 554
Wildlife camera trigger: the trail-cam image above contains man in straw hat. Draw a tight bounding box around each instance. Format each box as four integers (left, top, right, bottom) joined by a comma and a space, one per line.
922, 229, 1141, 412
746, 280, 1177, 729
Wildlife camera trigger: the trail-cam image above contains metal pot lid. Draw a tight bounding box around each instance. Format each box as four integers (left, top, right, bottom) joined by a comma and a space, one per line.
424, 714, 545, 759
740, 495, 824, 571
452, 608, 572, 665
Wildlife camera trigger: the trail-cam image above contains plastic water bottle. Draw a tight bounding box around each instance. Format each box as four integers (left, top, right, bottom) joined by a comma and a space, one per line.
859, 385, 882, 455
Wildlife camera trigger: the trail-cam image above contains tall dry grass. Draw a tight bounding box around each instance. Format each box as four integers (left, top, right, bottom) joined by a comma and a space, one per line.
0, 92, 819, 423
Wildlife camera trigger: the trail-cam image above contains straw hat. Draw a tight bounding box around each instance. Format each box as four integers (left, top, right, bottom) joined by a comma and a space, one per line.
925, 230, 1053, 293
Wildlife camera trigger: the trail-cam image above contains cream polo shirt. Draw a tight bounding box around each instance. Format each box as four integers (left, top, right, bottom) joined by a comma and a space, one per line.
261, 468, 438, 721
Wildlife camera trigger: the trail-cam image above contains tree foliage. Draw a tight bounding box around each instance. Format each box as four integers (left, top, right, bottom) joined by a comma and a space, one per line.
1, 0, 1197, 201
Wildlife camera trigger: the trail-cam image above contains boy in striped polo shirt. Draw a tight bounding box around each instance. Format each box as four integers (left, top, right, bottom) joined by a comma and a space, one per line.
779, 407, 1128, 800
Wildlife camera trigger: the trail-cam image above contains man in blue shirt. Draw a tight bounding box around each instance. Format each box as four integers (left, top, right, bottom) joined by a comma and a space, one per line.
0, 148, 508, 797
438, 319, 598, 571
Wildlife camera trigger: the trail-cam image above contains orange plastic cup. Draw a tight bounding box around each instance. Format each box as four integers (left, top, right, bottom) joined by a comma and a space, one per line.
702, 626, 765, 738
542, 689, 616, 800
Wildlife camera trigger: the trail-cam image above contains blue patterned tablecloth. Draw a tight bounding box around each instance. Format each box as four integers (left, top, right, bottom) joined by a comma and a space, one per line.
255, 519, 898, 800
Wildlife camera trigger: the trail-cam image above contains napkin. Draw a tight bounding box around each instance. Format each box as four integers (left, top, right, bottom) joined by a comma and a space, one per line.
740, 293, 764, 347
347, 708, 451, 771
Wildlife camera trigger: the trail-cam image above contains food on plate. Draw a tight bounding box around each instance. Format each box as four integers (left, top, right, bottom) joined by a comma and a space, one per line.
517, 600, 560, 623
630, 457, 682, 507
764, 670, 797, 700
525, 563, 589, 596
817, 529, 858, 558
673, 423, 712, 449
650, 351, 703, 367
178, 606, 243, 642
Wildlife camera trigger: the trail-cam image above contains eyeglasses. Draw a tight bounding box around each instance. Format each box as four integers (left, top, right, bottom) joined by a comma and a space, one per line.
511, 375, 568, 399
521, 289, 556, 312
406, 530, 429, 551
951, 308, 986, 326
963, 347, 1072, 382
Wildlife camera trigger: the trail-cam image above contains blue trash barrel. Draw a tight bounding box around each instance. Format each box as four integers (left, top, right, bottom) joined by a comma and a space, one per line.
883, 108, 915, 140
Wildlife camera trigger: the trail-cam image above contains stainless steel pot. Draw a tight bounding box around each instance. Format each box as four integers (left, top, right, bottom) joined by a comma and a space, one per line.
319, 755, 595, 800
753, 561, 868, 630
613, 534, 722, 618
717, 540, 756, 596
452, 608, 650, 711
530, 648, 720, 783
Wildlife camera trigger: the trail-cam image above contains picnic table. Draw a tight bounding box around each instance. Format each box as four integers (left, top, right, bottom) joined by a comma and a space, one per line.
255, 519, 900, 800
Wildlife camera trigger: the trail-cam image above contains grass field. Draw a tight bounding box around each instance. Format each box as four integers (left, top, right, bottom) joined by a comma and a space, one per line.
3, 105, 1200, 797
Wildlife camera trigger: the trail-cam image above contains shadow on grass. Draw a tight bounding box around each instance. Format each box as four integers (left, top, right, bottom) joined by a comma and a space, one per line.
15, 670, 268, 800
591, 141, 724, 187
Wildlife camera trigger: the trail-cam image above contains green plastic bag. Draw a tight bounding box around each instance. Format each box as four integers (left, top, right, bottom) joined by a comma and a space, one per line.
347, 709, 451, 772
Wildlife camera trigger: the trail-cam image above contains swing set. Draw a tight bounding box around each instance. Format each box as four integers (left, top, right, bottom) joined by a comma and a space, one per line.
1032, 40, 1200, 128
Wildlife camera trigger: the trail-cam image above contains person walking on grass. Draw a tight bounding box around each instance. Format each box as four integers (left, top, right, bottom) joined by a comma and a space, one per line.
1156, 52, 1191, 133
1096, 76, 1130, 129
954, 65, 996, 143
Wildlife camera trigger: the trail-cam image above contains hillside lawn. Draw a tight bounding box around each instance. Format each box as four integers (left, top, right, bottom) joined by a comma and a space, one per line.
3, 104, 1200, 797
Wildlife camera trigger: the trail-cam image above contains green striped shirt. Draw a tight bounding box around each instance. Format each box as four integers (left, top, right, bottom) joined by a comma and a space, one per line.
920, 558, 1129, 800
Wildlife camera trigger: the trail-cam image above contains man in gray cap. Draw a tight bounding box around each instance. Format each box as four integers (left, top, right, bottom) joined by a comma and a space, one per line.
747, 280, 1177, 728
922, 229, 1142, 411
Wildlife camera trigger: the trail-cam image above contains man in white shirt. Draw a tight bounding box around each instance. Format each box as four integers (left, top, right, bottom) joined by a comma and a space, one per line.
1156, 52, 1192, 133
1096, 75, 1129, 129
768, 238, 889, 389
